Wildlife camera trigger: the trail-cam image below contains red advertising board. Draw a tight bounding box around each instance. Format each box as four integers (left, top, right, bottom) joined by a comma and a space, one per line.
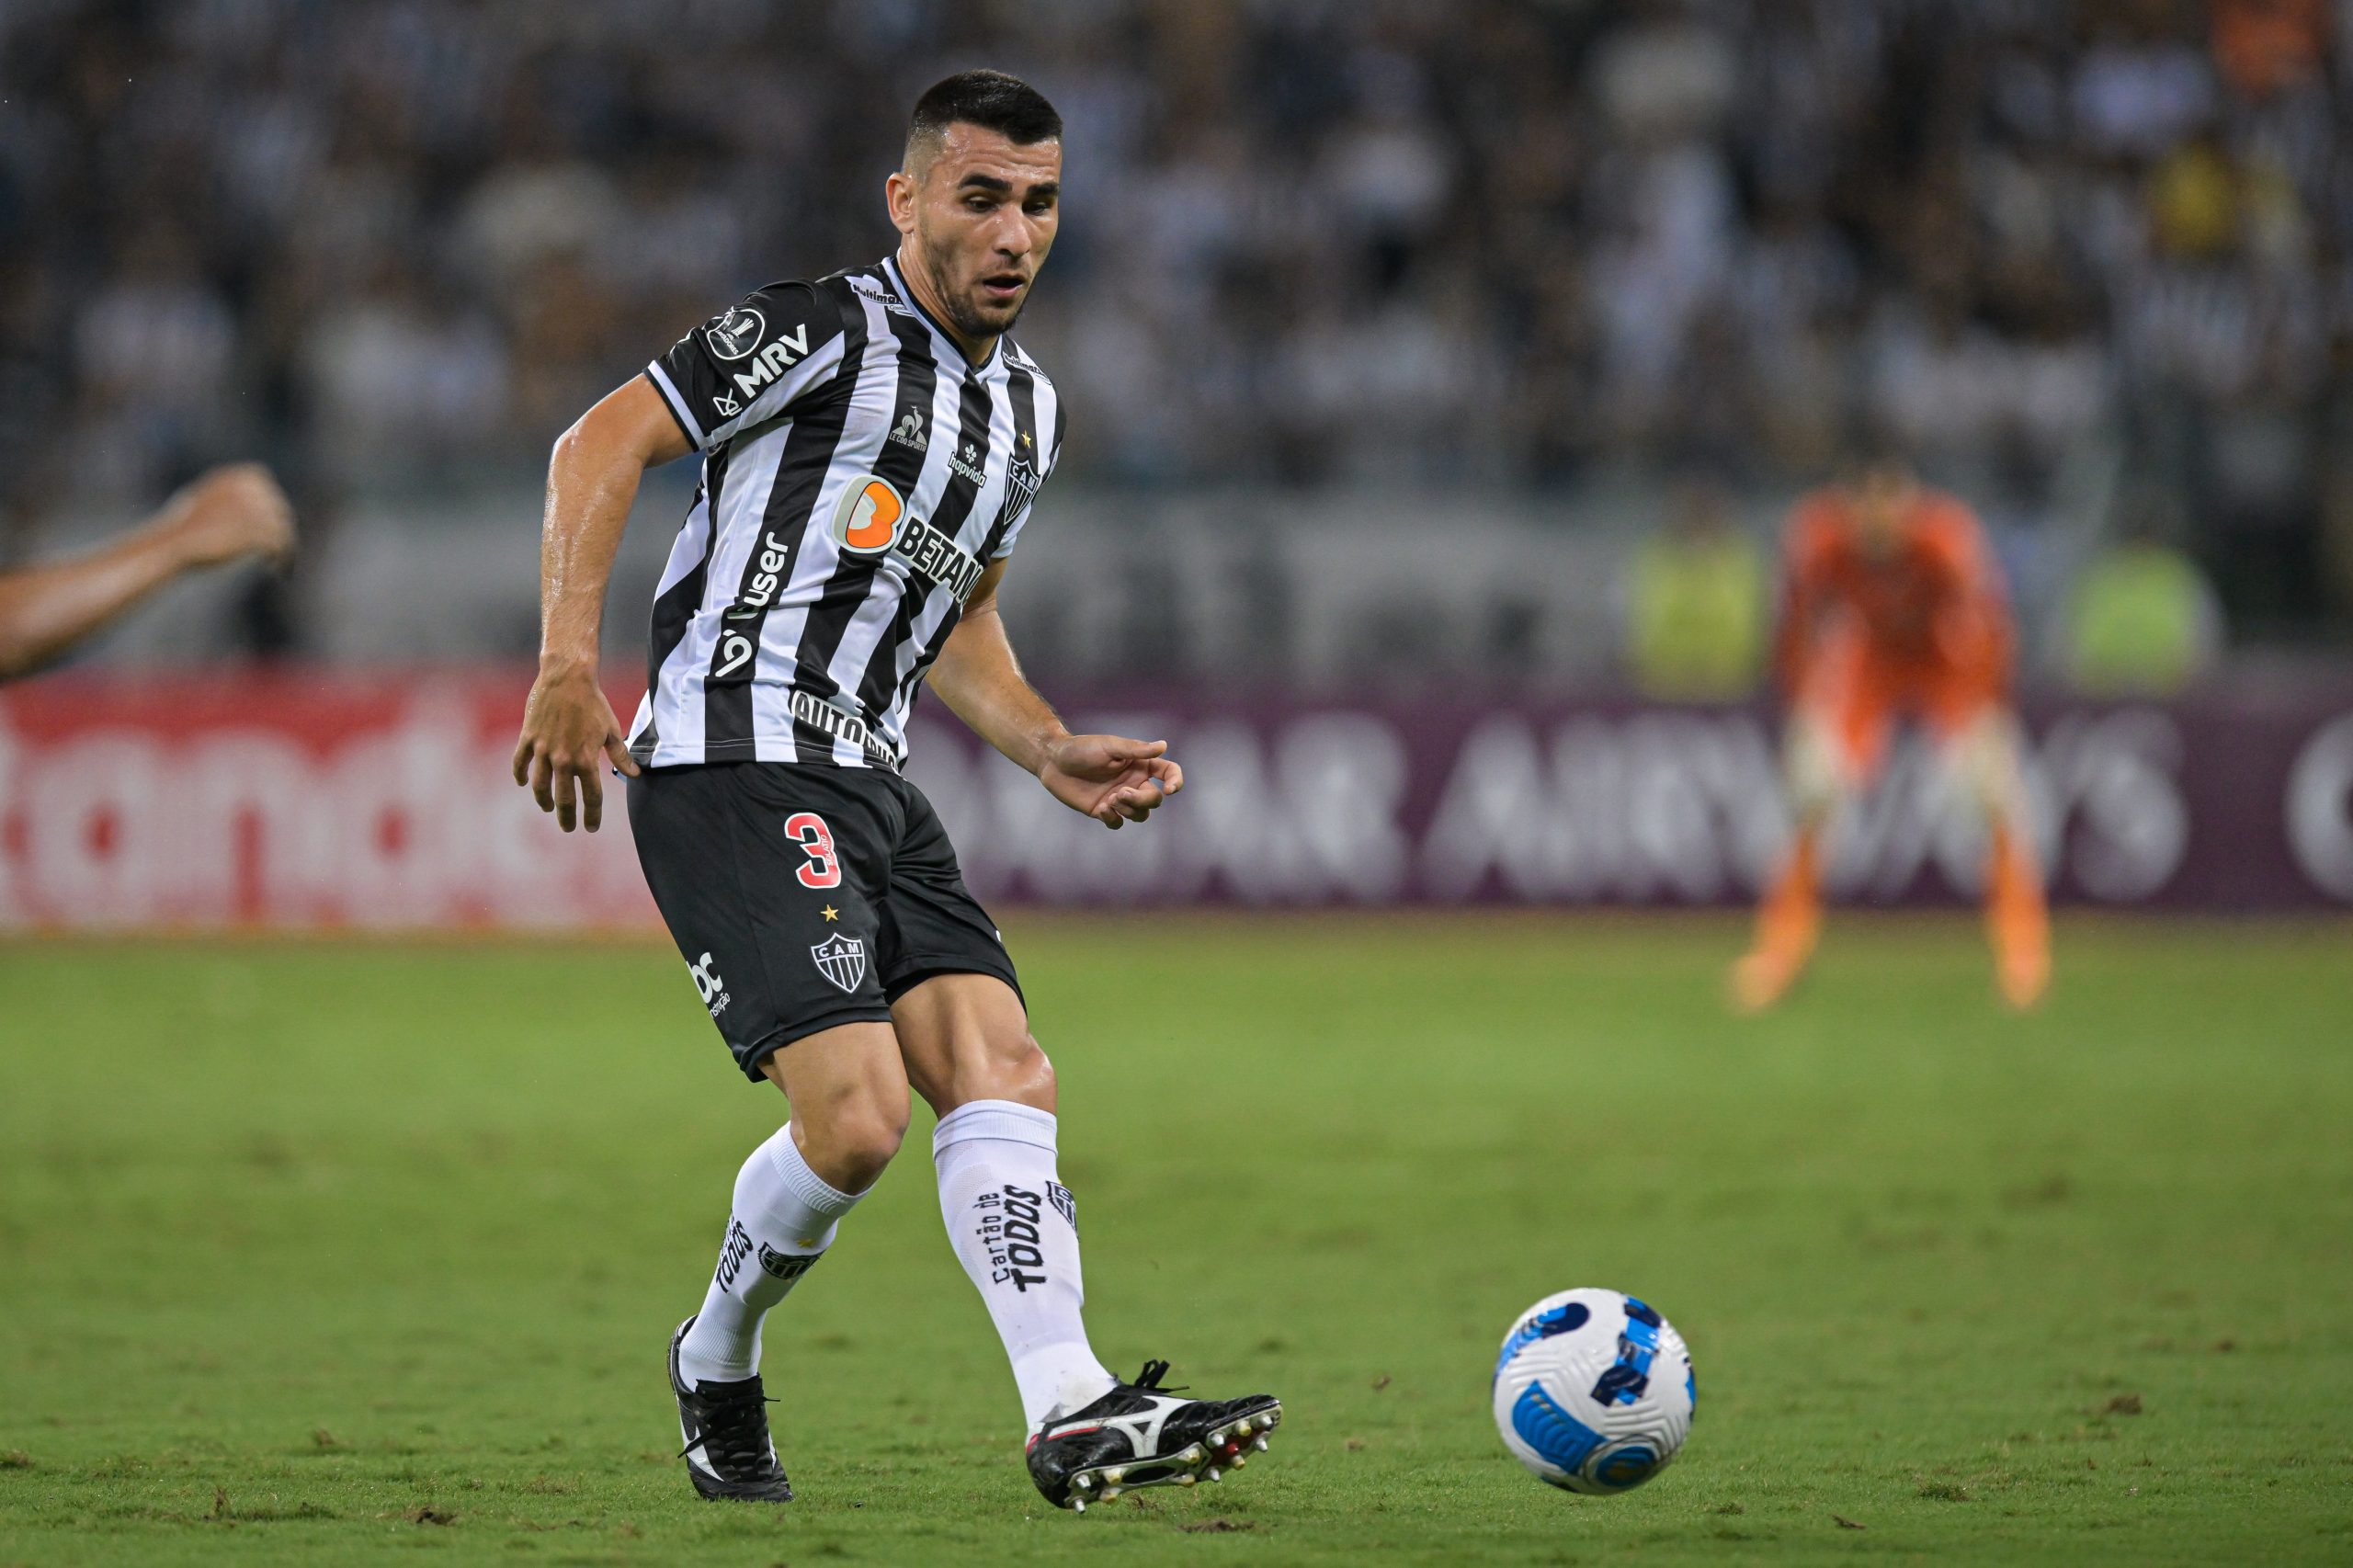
4, 669, 2351, 928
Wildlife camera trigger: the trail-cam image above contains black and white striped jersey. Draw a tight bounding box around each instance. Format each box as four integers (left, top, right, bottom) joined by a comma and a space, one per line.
628, 255, 1064, 770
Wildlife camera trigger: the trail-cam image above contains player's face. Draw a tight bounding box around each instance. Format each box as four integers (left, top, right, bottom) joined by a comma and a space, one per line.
891, 124, 1062, 349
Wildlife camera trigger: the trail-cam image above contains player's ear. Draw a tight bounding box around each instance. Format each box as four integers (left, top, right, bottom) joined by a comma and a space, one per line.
885, 169, 918, 237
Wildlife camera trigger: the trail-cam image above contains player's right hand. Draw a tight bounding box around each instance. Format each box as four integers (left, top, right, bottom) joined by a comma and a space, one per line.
164, 463, 297, 568
513, 660, 642, 833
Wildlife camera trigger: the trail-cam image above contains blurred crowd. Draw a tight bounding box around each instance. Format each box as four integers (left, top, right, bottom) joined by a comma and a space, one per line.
3, 0, 2351, 645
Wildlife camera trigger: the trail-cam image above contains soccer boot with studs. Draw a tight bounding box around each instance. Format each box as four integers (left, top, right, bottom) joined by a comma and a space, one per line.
1026, 1358, 1283, 1511
667, 1317, 794, 1503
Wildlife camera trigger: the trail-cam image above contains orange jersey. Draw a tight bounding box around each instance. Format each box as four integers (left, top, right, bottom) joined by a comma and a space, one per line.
1774, 487, 2012, 697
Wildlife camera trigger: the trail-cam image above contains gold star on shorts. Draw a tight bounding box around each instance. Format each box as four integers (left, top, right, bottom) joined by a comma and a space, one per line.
820, 904, 840, 922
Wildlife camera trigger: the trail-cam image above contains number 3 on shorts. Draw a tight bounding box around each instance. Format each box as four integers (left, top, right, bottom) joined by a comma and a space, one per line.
784, 812, 842, 889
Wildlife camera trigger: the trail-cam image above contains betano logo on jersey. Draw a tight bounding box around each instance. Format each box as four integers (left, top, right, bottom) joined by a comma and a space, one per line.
827, 474, 983, 601
832, 476, 905, 555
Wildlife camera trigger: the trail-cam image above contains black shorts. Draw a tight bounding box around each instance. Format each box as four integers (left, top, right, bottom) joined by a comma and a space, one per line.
628, 761, 1021, 1082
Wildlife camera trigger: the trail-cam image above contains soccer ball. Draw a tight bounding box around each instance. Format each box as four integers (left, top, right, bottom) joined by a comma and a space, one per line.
1492, 1288, 1695, 1494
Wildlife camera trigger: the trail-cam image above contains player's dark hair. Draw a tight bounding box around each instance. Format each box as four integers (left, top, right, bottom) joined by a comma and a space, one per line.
907, 70, 1062, 162
1840, 419, 1916, 483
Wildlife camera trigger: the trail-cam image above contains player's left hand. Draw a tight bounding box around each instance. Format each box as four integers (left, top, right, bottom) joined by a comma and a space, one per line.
1040, 734, 1183, 830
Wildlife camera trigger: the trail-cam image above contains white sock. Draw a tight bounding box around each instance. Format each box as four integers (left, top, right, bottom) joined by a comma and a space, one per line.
933, 1099, 1116, 1429
676, 1123, 861, 1388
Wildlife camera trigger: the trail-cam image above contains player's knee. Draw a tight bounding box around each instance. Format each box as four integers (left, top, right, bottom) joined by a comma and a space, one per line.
1948, 714, 2025, 821
1003, 1033, 1056, 1109
952, 1030, 1055, 1114
1783, 723, 1843, 823
807, 1111, 905, 1193
794, 1085, 909, 1192
1787, 771, 1840, 832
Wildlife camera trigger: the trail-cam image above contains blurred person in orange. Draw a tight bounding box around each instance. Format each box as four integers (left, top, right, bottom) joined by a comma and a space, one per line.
0, 463, 295, 680
1731, 455, 2048, 1012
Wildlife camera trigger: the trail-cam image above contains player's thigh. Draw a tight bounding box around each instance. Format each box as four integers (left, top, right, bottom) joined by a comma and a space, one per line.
873, 777, 1045, 1115
1789, 653, 1884, 814
628, 761, 903, 1086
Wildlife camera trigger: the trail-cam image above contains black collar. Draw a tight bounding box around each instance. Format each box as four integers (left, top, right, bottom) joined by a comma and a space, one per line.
881, 255, 999, 370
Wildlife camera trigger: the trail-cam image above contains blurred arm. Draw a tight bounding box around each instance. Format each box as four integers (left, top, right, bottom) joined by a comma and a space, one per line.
511, 377, 689, 832
1930, 506, 2012, 682
0, 463, 293, 681
926, 561, 1181, 828
1771, 513, 1824, 699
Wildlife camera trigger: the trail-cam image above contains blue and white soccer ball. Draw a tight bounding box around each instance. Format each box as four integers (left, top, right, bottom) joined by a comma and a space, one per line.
1492, 1288, 1695, 1494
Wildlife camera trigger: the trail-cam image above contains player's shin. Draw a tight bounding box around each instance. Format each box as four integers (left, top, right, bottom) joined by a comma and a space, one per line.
932, 1099, 1115, 1429
1985, 819, 2051, 1007
1961, 717, 2050, 1006
676, 1123, 862, 1388
1733, 824, 1824, 1011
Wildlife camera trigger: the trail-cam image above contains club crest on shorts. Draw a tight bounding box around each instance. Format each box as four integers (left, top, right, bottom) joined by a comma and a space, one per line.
809, 931, 867, 994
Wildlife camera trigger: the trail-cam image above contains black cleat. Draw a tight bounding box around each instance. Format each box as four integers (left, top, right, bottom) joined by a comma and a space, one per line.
1025, 1359, 1283, 1511
667, 1317, 793, 1503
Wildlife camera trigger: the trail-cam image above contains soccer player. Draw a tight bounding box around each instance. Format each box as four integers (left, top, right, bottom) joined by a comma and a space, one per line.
510, 72, 1279, 1510
1731, 458, 2051, 1012
0, 463, 294, 680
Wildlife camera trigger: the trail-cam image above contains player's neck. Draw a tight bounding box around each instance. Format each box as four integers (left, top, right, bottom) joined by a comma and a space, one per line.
892, 244, 998, 365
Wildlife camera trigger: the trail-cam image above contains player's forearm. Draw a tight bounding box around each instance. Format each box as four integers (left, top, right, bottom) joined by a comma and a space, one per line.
1772, 582, 1814, 692
536, 419, 649, 673
926, 606, 1067, 775
0, 522, 200, 678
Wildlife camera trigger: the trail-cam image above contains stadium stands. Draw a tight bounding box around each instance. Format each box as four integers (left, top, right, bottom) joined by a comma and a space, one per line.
1, 0, 2347, 666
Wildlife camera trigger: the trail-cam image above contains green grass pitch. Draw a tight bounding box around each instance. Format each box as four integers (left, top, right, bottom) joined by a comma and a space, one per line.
3, 916, 2349, 1566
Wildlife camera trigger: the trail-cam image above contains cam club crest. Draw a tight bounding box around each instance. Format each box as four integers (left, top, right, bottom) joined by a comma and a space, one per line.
810, 931, 867, 994
1005, 454, 1040, 513
995, 454, 1041, 532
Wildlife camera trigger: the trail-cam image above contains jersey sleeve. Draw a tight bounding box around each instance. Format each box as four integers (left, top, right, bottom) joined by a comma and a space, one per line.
988, 372, 1065, 562
643, 280, 847, 452
1772, 498, 1837, 695
1923, 502, 2014, 678
1927, 504, 2000, 601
